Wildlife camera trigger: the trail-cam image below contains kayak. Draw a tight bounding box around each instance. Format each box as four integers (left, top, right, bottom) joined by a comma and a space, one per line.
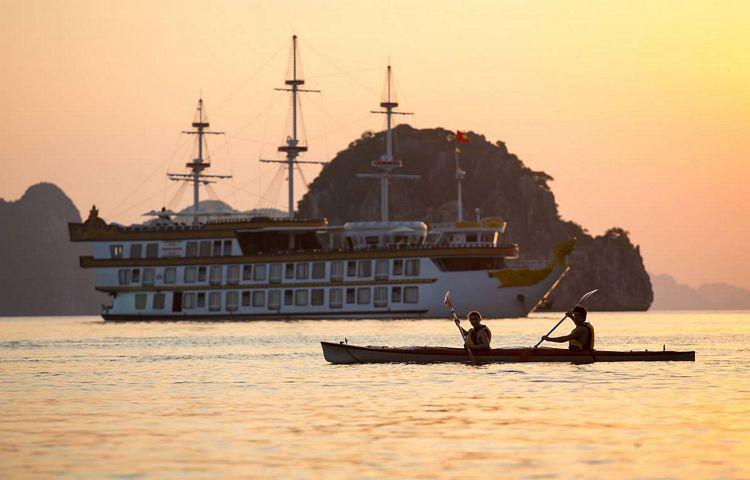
321, 341, 695, 364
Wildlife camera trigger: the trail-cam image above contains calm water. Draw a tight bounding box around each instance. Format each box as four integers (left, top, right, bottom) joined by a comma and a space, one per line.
1, 312, 749, 479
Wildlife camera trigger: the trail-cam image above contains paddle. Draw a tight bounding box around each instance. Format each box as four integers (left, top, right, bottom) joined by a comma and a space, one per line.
443, 291, 476, 363
519, 289, 598, 361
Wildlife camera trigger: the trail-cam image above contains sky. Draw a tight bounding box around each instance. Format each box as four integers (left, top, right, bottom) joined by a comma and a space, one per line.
1, 0, 749, 289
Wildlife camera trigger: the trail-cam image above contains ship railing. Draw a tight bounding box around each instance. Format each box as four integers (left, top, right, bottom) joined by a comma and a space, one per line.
255, 243, 517, 256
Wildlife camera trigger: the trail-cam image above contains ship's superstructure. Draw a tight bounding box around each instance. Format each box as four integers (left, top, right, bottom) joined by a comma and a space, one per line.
69, 36, 574, 320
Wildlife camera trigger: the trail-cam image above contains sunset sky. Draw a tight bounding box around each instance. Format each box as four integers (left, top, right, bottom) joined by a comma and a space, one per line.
2, 1, 748, 289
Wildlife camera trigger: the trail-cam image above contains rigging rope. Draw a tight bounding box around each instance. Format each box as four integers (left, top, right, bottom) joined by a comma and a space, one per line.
166, 181, 188, 212
213, 40, 289, 114
107, 136, 190, 220
301, 39, 379, 96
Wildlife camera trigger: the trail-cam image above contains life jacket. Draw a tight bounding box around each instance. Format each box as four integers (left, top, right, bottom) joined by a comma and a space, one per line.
569, 323, 595, 351
466, 325, 492, 348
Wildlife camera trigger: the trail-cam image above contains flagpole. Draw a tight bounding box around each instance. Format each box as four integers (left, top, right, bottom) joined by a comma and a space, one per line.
455, 146, 464, 222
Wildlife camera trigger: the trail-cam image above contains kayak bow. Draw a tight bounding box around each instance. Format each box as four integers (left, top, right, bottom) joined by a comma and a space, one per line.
321, 341, 695, 364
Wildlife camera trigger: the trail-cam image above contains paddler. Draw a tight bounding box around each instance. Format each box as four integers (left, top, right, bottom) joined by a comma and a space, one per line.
455, 311, 492, 350
541, 305, 595, 351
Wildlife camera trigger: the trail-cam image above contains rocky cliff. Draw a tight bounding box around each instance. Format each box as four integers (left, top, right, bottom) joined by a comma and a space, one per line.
299, 125, 652, 310
0, 183, 106, 315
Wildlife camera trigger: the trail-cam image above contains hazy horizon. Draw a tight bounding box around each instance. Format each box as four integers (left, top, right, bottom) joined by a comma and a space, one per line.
2, 1, 748, 289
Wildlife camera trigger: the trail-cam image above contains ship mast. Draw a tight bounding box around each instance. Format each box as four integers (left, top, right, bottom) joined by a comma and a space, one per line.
357, 65, 419, 221
261, 35, 326, 218
168, 99, 231, 223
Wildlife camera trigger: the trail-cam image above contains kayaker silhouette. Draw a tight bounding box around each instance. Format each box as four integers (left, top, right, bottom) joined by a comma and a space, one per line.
455, 311, 492, 350
541, 305, 595, 351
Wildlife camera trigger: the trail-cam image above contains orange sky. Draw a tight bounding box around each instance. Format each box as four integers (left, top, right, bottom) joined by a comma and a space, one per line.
2, 1, 749, 289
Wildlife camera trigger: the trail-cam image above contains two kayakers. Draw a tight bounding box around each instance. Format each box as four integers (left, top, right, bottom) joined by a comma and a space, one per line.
541, 305, 595, 350
455, 310, 492, 350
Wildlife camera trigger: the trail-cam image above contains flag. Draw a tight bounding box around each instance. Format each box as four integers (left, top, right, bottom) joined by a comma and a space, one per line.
456, 131, 470, 143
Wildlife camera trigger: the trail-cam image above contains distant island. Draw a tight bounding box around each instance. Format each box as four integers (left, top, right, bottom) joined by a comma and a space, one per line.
1, 125, 663, 315
650, 274, 750, 310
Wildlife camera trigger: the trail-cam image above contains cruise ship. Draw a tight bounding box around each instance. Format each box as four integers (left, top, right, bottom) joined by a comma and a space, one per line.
69, 36, 574, 321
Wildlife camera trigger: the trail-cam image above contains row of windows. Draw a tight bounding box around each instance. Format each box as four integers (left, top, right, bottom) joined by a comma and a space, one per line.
133, 286, 419, 311
118, 260, 421, 286
111, 240, 234, 260
119, 267, 176, 285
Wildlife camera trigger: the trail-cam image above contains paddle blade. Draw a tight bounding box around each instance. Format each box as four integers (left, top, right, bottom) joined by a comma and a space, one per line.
576, 289, 598, 307
443, 291, 453, 308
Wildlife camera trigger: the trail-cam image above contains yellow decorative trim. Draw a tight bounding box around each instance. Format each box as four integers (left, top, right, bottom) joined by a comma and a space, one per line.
489, 239, 575, 288
69, 214, 328, 242
489, 266, 554, 288
554, 238, 576, 266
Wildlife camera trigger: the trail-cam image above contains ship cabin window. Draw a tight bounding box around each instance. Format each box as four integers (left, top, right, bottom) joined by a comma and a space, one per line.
312, 262, 326, 279
199, 241, 211, 257
330, 261, 344, 281
213, 240, 222, 257
269, 264, 282, 283
268, 290, 281, 310
375, 259, 389, 280
208, 292, 221, 311
346, 261, 357, 277
130, 243, 143, 259
346, 288, 356, 304
209, 266, 223, 285
311, 289, 324, 306
296, 263, 309, 280
164, 268, 176, 284
374, 287, 388, 307
197, 292, 206, 308
153, 293, 165, 310
252, 291, 265, 307
186, 241, 198, 258
405, 259, 420, 276
284, 290, 294, 306
134, 293, 147, 310
392, 259, 404, 276
242, 265, 253, 282
226, 291, 239, 312
329, 288, 343, 309
254, 264, 268, 282
404, 286, 419, 304
223, 240, 232, 256
110, 244, 124, 259
183, 293, 196, 309
146, 243, 159, 259
357, 287, 371, 305
295, 290, 308, 306
357, 260, 372, 278
184, 267, 197, 283
131, 269, 141, 284
227, 265, 240, 285
142, 268, 155, 286
242, 291, 251, 307
198, 266, 207, 282
285, 263, 295, 280
391, 286, 402, 303
466, 233, 478, 243
118, 269, 130, 285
